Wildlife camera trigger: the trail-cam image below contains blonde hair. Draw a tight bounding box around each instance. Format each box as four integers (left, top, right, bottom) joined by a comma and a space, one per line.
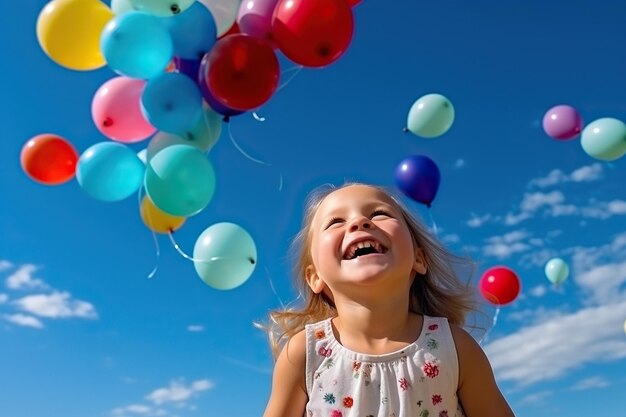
264, 182, 477, 358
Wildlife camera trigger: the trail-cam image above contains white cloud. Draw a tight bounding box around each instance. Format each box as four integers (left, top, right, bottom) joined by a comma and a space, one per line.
146, 379, 214, 405
4, 314, 44, 329
529, 285, 547, 297
13, 291, 98, 319
441, 234, 460, 245
569, 376, 610, 391
0, 293, 8, 304
570, 163, 603, 183
530, 163, 603, 188
482, 230, 532, 259
0, 260, 13, 272
503, 211, 532, 226
467, 213, 492, 228
5, 264, 48, 290
454, 158, 466, 169
112, 404, 154, 416
520, 191, 565, 212
485, 301, 626, 386
187, 325, 204, 332
517, 390, 553, 406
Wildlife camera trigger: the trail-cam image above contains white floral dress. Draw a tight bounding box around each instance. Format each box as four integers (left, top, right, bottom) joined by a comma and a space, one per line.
305, 316, 465, 417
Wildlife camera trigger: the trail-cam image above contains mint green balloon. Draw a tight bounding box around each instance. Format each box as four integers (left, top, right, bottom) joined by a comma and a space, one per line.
193, 222, 257, 290
545, 258, 569, 286
111, 0, 136, 15
580, 118, 626, 161
407, 93, 455, 138
129, 0, 195, 16
144, 144, 216, 216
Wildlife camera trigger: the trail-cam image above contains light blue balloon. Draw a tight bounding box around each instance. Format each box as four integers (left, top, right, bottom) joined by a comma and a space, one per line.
407, 93, 455, 138
130, 0, 196, 16
77, 142, 144, 202
580, 117, 626, 161
193, 222, 257, 290
545, 258, 569, 286
141, 72, 203, 134
164, 2, 217, 60
101, 11, 173, 79
144, 144, 216, 216
111, 0, 136, 15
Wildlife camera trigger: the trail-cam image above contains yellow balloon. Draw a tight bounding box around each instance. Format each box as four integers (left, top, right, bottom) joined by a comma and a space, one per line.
140, 196, 185, 234
37, 0, 114, 70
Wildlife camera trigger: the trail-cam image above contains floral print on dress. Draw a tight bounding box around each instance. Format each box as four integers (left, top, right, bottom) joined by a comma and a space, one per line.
432, 394, 443, 405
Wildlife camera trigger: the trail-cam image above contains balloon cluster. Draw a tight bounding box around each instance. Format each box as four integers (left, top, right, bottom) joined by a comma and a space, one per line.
543, 104, 626, 161
394, 93, 455, 208
25, 0, 360, 290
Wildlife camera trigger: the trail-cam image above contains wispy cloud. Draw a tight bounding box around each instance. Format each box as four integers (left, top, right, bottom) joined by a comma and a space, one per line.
517, 390, 553, 406
467, 213, 492, 228
569, 376, 610, 391
0, 294, 7, 304
482, 230, 534, 259
187, 325, 205, 332
529, 163, 603, 188
146, 379, 214, 405
5, 264, 48, 290
454, 158, 466, 169
0, 260, 12, 272
13, 291, 98, 319
4, 314, 44, 329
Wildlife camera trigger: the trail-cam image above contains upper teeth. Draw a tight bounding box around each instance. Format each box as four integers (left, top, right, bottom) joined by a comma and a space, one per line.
344, 240, 382, 259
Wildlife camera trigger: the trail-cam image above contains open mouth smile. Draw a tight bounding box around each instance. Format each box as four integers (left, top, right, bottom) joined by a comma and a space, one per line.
343, 239, 388, 260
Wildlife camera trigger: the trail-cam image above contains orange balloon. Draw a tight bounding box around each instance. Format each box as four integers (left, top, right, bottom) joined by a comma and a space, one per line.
140, 196, 186, 234
21, 134, 78, 185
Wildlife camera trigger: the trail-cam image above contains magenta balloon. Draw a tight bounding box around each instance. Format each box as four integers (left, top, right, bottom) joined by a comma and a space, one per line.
542, 104, 583, 140
237, 0, 279, 44
92, 76, 156, 143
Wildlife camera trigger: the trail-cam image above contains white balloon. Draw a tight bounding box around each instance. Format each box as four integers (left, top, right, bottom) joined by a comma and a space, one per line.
198, 0, 241, 36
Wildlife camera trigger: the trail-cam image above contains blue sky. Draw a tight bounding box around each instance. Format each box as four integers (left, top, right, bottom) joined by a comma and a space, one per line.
2, 1, 626, 416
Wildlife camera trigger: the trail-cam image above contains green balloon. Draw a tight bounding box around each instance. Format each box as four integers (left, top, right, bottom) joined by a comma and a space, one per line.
193, 222, 257, 290
581, 118, 626, 161
129, 0, 195, 16
545, 258, 569, 286
144, 144, 216, 216
407, 93, 455, 138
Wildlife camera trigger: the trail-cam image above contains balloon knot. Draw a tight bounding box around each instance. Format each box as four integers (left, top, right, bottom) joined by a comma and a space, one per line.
248, 257, 256, 264
402, 127, 409, 133
223, 116, 230, 123
103, 117, 114, 127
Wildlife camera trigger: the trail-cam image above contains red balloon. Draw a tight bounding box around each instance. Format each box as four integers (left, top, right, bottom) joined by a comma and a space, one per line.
201, 34, 279, 111
479, 266, 521, 306
346, 0, 361, 6
272, 0, 354, 68
21, 134, 78, 185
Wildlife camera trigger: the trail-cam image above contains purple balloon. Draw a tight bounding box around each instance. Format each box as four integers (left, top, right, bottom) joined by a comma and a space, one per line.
542, 104, 583, 140
198, 52, 245, 119
395, 155, 441, 207
174, 57, 201, 79
237, 0, 279, 45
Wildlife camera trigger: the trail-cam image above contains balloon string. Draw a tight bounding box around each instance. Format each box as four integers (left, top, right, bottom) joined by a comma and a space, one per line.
265, 267, 285, 309
167, 232, 255, 264
227, 123, 284, 191
479, 307, 500, 345
427, 207, 439, 237
137, 186, 161, 279
252, 112, 266, 122
277, 65, 304, 91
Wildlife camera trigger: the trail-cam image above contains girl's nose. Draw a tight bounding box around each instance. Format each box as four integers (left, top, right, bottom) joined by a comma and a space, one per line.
349, 216, 372, 232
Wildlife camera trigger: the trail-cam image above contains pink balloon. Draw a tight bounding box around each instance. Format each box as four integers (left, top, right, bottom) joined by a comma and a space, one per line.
542, 104, 583, 140
92, 77, 156, 143
237, 0, 279, 45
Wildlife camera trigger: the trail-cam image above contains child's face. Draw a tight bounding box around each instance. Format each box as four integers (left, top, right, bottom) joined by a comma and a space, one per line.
306, 185, 426, 297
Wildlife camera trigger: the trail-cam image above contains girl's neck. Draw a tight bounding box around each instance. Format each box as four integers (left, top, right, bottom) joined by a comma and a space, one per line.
330, 296, 421, 354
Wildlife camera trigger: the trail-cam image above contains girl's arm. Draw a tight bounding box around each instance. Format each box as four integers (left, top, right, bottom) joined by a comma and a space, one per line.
263, 330, 308, 417
451, 325, 516, 417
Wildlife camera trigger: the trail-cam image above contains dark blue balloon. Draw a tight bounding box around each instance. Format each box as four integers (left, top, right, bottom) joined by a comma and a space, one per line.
395, 155, 441, 207
174, 56, 201, 80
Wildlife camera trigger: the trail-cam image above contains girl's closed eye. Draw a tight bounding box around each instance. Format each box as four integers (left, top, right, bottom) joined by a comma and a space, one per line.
325, 217, 344, 229
371, 209, 392, 219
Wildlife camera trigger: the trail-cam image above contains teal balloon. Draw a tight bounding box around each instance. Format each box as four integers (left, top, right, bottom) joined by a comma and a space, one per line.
193, 222, 257, 290
164, 1, 217, 59
144, 144, 216, 216
146, 106, 222, 160
101, 11, 173, 79
141, 72, 203, 134
545, 258, 569, 286
407, 93, 455, 138
580, 117, 626, 161
77, 142, 144, 201
130, 0, 196, 16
